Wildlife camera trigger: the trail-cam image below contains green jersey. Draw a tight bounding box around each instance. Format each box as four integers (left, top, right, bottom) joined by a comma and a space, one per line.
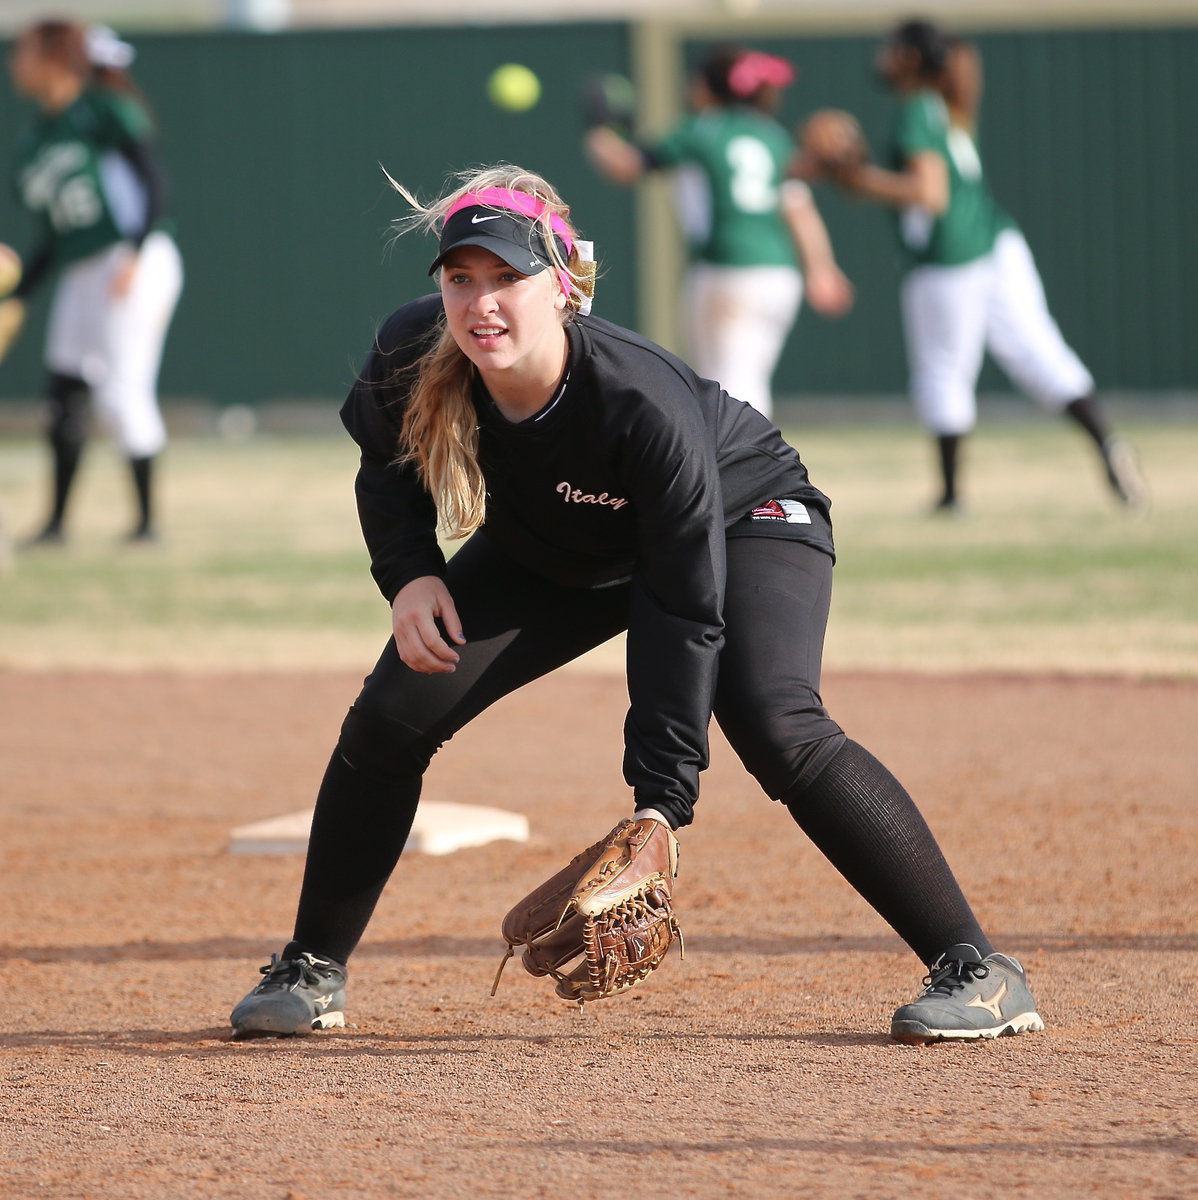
647, 107, 797, 268
889, 88, 1014, 268
13, 87, 156, 269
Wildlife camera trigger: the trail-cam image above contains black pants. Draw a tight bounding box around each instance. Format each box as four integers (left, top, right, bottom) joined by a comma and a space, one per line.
291, 533, 987, 967
346, 532, 844, 807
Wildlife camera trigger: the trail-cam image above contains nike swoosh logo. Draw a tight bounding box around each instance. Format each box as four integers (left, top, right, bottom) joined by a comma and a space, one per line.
966, 978, 1008, 1020
471, 214, 502, 224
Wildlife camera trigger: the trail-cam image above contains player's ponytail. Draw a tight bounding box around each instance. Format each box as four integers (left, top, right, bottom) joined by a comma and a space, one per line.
387, 165, 591, 540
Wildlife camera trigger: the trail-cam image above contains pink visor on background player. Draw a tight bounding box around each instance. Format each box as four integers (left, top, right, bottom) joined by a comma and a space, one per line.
428, 188, 574, 291
728, 51, 796, 97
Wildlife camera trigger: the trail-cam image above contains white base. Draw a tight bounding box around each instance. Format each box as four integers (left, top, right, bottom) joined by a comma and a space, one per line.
229, 800, 529, 857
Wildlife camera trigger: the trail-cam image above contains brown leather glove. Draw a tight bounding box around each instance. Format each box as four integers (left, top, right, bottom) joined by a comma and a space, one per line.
797, 108, 870, 174
0, 298, 26, 365
492, 816, 683, 1004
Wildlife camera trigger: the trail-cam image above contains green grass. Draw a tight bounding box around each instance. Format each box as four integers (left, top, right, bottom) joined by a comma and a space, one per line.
1, 413, 1195, 676
0, 433, 387, 669
797, 415, 1197, 676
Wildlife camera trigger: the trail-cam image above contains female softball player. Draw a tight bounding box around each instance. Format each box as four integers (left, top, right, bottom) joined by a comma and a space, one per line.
230, 164, 1042, 1045
805, 19, 1144, 512
2, 18, 183, 544
584, 45, 853, 420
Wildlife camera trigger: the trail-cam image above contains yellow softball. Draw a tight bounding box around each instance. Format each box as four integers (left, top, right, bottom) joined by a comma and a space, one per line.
488, 63, 541, 113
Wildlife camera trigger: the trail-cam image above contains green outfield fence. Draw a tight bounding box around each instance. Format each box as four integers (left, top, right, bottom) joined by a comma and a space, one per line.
0, 18, 1195, 409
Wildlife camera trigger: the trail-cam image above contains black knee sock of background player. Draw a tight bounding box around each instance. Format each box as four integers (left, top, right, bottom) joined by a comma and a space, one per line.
48, 437, 83, 530
935, 434, 960, 507
1062, 395, 1111, 449
783, 739, 993, 966
1064, 395, 1145, 504
43, 373, 90, 534
128, 455, 155, 537
288, 748, 422, 966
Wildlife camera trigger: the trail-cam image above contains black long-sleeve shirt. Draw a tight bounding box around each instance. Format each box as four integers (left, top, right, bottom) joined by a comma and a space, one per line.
340, 293, 834, 814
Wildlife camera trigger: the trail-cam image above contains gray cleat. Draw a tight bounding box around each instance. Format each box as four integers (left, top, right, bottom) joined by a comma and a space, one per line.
231, 951, 347, 1038
1102, 436, 1149, 507
891, 944, 1044, 1044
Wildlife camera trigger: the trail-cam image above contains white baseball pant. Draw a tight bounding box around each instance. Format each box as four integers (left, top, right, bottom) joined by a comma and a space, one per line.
900, 228, 1094, 435
45, 230, 184, 458
682, 262, 802, 420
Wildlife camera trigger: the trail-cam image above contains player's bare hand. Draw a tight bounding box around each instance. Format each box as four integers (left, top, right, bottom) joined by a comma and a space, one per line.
109, 254, 138, 299
391, 575, 466, 674
804, 264, 855, 318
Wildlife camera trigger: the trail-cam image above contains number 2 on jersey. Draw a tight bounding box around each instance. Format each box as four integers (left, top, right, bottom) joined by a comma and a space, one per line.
726, 135, 778, 213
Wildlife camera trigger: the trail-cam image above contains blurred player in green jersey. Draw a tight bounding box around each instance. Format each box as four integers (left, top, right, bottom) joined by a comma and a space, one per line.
585, 45, 853, 422
3, 18, 183, 544
805, 20, 1145, 512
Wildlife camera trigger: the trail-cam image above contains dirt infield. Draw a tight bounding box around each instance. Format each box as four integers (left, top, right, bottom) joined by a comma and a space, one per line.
3, 667, 1196, 1200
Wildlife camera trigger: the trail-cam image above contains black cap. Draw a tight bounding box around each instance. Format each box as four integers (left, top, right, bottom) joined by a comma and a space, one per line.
427, 205, 566, 277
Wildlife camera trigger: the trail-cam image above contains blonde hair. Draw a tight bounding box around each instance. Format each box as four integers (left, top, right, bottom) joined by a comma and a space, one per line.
387, 164, 593, 540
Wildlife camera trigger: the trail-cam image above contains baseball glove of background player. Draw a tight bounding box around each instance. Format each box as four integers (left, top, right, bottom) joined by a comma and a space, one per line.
581, 72, 637, 137
798, 108, 870, 171
492, 816, 683, 1004
0, 297, 26, 365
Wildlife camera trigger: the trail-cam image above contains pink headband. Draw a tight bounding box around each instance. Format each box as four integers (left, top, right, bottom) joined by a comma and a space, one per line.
445, 187, 575, 256
436, 187, 576, 297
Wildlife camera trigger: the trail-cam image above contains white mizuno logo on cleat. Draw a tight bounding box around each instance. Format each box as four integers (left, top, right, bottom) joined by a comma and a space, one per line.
966, 979, 1008, 1020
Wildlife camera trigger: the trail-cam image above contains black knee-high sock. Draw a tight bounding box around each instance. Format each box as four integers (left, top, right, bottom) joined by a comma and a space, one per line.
1062, 395, 1111, 450
935, 434, 961, 506
784, 739, 992, 966
49, 437, 84, 530
289, 748, 422, 965
1064, 395, 1145, 504
44, 373, 90, 533
128, 455, 155, 536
